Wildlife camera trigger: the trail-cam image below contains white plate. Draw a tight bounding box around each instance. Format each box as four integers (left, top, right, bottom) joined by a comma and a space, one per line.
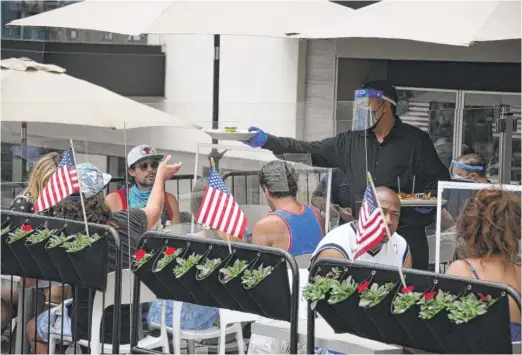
400, 199, 447, 207
204, 129, 255, 141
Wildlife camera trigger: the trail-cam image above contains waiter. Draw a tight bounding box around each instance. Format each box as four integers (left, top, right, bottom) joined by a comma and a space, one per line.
245, 80, 450, 270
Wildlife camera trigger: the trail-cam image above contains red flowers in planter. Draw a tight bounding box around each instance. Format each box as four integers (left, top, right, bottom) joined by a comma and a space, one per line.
164, 247, 176, 256
358, 280, 370, 293
135, 249, 147, 261
477, 292, 489, 302
21, 224, 33, 232
402, 285, 415, 294
424, 291, 437, 299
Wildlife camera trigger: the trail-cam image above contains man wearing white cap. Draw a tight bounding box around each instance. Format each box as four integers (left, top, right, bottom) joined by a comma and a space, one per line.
106, 144, 180, 226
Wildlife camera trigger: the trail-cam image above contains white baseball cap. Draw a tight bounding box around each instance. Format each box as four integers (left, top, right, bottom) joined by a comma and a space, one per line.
127, 144, 164, 168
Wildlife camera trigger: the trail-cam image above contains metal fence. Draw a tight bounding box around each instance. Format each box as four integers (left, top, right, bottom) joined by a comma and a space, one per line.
1, 210, 122, 354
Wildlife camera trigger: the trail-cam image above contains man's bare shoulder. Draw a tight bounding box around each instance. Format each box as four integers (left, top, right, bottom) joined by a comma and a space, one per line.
254, 214, 287, 232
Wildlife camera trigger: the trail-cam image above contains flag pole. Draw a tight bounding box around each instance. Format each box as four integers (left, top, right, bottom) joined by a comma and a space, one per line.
70, 139, 90, 238
367, 172, 406, 288
210, 157, 232, 254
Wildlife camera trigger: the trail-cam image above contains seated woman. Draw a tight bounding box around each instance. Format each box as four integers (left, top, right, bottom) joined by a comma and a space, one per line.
446, 189, 521, 342
25, 157, 182, 353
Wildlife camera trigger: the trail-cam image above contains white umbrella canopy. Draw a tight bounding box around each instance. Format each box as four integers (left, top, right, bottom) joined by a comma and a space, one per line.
297, 0, 522, 46
7, 0, 353, 37
1, 58, 201, 130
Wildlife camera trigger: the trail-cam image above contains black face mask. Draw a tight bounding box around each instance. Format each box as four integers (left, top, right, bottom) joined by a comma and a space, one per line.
370, 101, 386, 130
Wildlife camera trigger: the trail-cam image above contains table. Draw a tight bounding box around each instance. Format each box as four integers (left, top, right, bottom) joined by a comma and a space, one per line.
251, 318, 401, 354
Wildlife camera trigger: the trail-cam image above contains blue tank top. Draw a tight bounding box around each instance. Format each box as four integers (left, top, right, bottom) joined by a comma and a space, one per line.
271, 205, 324, 256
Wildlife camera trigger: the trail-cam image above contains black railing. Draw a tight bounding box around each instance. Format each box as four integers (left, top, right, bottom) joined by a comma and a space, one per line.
1, 210, 122, 354
307, 258, 522, 354
129, 232, 300, 354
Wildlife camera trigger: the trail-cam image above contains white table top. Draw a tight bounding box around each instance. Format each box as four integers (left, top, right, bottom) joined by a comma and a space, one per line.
252, 318, 401, 354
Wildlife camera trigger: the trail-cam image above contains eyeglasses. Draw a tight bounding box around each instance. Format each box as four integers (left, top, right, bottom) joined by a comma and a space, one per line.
136, 161, 159, 171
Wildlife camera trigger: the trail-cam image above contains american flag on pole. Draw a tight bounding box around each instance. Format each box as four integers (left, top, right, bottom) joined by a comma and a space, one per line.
353, 183, 387, 260
34, 148, 80, 213
196, 166, 247, 239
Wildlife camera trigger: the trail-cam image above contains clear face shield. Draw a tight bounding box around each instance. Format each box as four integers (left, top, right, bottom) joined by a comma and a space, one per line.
352, 88, 397, 131
450, 158, 484, 182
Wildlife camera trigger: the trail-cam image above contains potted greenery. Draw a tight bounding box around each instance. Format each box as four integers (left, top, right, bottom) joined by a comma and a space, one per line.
392, 285, 422, 314
447, 293, 496, 324
131, 248, 178, 300
153, 247, 182, 272
241, 264, 274, 289
219, 258, 263, 314
358, 281, 395, 308
173, 253, 203, 278
1, 225, 11, 236
45, 232, 82, 285
6, 224, 45, 279
196, 257, 222, 280
219, 259, 248, 283
25, 228, 60, 280
65, 232, 107, 290
133, 249, 153, 270
7, 224, 33, 244
46, 233, 69, 249
417, 289, 457, 320
62, 233, 102, 253
303, 274, 337, 309
328, 276, 359, 304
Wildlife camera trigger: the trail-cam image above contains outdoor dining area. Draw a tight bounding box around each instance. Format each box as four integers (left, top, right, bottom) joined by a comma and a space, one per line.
1, 0, 522, 354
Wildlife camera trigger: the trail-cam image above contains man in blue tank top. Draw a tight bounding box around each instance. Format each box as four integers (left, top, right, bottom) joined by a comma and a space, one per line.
252, 160, 325, 256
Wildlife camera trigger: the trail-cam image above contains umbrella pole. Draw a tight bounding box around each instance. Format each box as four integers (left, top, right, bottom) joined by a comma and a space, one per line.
21, 122, 28, 181
210, 34, 222, 170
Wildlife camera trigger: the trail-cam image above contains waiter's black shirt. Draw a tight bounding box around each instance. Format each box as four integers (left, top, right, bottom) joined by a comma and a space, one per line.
264, 117, 450, 228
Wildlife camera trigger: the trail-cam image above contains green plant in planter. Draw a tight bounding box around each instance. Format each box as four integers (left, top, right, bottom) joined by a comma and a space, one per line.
303, 268, 342, 308
417, 290, 457, 320
392, 285, 422, 314
133, 249, 153, 270
47, 233, 68, 249
63, 233, 102, 253
1, 226, 11, 235
447, 293, 496, 324
7, 224, 33, 244
196, 258, 222, 279
358, 281, 395, 308
173, 253, 203, 278
153, 247, 182, 272
328, 275, 358, 304
241, 264, 274, 289
27, 229, 59, 244
219, 259, 248, 282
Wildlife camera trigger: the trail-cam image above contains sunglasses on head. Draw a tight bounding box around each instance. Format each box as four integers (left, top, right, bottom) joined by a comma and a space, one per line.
135, 160, 159, 171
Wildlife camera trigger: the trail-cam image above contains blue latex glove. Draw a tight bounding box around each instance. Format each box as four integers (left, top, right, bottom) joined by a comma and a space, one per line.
246, 126, 268, 148
414, 207, 432, 214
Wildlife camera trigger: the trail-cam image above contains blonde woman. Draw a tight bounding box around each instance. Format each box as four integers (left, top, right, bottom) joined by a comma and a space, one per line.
10, 152, 61, 215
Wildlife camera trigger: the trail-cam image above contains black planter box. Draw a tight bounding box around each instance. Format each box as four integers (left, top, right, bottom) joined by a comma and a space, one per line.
245, 260, 291, 321
7, 231, 45, 279
1, 233, 24, 276
46, 238, 83, 286
152, 248, 197, 304
423, 310, 468, 353
198, 254, 241, 311
25, 238, 61, 282
318, 292, 383, 339
451, 297, 512, 354
131, 249, 172, 300
363, 283, 413, 346
177, 266, 220, 308
67, 237, 108, 291
392, 303, 444, 352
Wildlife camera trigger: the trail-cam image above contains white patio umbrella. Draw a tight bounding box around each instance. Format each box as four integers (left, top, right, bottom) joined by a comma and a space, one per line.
1, 57, 201, 130
7, 0, 353, 37
297, 0, 521, 46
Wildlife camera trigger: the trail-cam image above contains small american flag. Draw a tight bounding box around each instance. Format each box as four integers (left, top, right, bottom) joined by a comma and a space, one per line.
353, 183, 387, 260
34, 148, 80, 213
196, 166, 247, 239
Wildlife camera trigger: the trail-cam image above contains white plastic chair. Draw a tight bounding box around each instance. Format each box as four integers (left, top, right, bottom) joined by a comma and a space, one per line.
49, 269, 169, 354
152, 301, 260, 355
427, 231, 457, 266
